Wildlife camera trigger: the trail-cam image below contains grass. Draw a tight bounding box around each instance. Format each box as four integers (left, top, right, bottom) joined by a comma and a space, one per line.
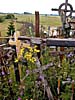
0, 14, 62, 36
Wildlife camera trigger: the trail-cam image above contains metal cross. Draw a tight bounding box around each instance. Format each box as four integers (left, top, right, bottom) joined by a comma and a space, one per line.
52, 0, 75, 21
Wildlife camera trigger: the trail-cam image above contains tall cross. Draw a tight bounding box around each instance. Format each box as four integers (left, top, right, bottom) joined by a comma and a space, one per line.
9, 31, 30, 82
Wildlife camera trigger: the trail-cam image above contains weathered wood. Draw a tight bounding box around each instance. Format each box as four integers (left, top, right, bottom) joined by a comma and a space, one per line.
22, 62, 54, 80
18, 36, 42, 41
21, 60, 54, 100
60, 47, 64, 62
35, 58, 54, 100
46, 38, 75, 47
1, 35, 75, 47
12, 45, 20, 82
9, 32, 30, 57
0, 37, 13, 39
9, 31, 30, 82
18, 36, 75, 47
35, 11, 40, 37
49, 49, 75, 56
0, 44, 6, 47
35, 11, 40, 58
0, 32, 2, 42
58, 79, 60, 95
9, 31, 21, 82
71, 80, 74, 100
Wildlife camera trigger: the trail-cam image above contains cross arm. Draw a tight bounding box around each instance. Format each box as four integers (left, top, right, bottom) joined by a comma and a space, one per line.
18, 36, 75, 47
51, 8, 75, 12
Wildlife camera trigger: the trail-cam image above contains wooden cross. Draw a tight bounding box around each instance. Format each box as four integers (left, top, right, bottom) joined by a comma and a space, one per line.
9, 31, 30, 82
9, 31, 30, 58
21, 58, 54, 100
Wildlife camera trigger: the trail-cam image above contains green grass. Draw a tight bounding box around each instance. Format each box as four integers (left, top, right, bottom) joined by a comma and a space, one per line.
0, 14, 62, 36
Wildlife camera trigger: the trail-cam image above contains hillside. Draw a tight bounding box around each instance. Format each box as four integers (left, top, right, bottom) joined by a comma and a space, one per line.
0, 14, 62, 36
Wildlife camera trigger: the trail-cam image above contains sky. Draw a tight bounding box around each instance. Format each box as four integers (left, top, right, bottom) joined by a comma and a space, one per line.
0, 0, 75, 15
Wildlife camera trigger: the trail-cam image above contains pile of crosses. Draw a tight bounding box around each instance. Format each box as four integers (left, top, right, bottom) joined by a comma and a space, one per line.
1, 33, 75, 100
1, 0, 75, 98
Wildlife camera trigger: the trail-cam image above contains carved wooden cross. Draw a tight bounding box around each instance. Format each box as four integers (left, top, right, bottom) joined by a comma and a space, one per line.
9, 31, 30, 57
9, 31, 30, 82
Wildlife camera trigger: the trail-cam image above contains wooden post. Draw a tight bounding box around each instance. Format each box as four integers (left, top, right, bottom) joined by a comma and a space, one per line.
58, 79, 60, 100
35, 11, 40, 37
60, 47, 64, 62
35, 11, 40, 58
0, 32, 2, 42
60, 35, 64, 63
12, 45, 20, 82
71, 80, 74, 100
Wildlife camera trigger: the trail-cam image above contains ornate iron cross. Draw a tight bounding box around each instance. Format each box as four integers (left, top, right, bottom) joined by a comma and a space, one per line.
52, 0, 75, 22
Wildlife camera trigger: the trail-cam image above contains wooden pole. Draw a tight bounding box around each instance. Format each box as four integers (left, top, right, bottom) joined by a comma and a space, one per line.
71, 80, 74, 100
35, 11, 40, 37
60, 47, 64, 62
58, 79, 60, 100
0, 32, 2, 42
12, 45, 20, 82
60, 35, 64, 63
58, 79, 60, 94
35, 11, 40, 58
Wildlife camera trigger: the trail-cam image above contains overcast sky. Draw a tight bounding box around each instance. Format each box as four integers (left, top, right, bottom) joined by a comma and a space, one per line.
0, 0, 75, 15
